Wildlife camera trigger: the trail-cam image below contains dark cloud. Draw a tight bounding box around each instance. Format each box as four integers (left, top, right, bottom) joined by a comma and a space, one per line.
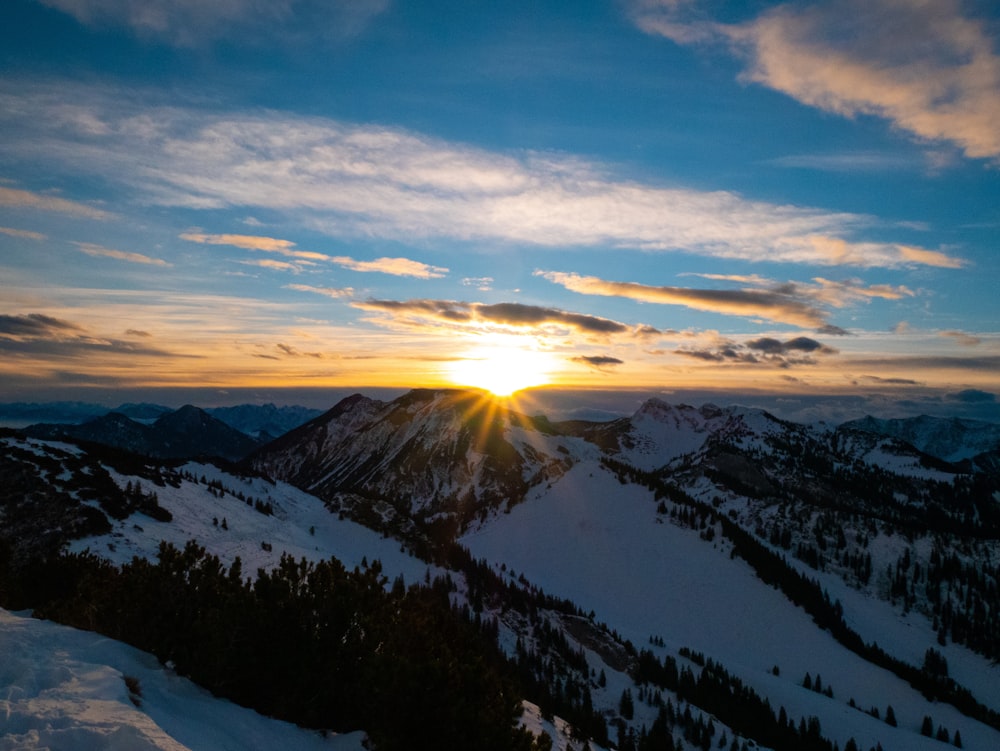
355, 298, 652, 338
856, 375, 921, 386
477, 302, 628, 335
356, 299, 473, 323
125, 329, 152, 338
0, 313, 84, 337
0, 312, 182, 359
745, 336, 838, 355
571, 355, 625, 370
275, 343, 324, 358
538, 271, 855, 332
851, 355, 1000, 372
676, 335, 839, 368
947, 389, 996, 403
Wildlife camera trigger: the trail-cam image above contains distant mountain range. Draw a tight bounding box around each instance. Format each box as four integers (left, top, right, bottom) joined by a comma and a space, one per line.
22, 405, 261, 462
0, 400, 322, 436
2, 402, 323, 460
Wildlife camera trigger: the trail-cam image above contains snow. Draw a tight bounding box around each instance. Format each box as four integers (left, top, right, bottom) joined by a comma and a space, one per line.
520, 701, 609, 751
67, 462, 439, 586
462, 460, 1000, 751
0, 608, 365, 751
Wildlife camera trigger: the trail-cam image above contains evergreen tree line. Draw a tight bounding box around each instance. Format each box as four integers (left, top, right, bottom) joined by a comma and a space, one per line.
601, 458, 998, 736
633, 648, 840, 751
0, 540, 542, 751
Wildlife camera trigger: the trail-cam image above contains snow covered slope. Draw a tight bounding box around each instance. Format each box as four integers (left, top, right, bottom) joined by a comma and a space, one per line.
841, 415, 1000, 463
462, 459, 1000, 751
66, 460, 439, 584
0, 608, 364, 751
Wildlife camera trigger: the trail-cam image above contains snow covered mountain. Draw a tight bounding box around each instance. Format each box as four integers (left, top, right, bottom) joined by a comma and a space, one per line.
249, 389, 594, 528
840, 414, 1000, 463
4, 390, 1000, 751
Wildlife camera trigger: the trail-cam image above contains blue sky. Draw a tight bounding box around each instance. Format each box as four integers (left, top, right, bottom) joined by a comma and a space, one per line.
1, 0, 998, 421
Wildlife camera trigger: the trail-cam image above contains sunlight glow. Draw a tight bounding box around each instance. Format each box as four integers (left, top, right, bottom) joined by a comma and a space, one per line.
447, 343, 557, 397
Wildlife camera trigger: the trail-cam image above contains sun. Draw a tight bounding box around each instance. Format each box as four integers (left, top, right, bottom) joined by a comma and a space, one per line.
447, 344, 556, 397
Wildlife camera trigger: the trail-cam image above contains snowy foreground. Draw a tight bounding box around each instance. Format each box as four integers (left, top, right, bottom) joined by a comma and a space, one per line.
0, 608, 366, 751
0, 609, 571, 751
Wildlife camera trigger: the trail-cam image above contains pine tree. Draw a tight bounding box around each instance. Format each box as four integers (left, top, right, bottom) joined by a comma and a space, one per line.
921, 715, 934, 737
884, 705, 896, 726
619, 688, 634, 720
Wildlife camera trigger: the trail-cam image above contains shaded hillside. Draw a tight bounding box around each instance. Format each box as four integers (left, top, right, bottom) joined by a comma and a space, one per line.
24, 405, 260, 461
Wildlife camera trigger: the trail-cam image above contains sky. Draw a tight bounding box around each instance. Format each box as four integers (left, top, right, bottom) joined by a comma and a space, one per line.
1, 0, 999, 421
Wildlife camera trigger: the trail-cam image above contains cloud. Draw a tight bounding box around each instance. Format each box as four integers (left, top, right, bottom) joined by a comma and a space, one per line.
537, 270, 847, 333
240, 258, 304, 273
896, 245, 967, 269
0, 226, 46, 240
331, 256, 449, 279
76, 242, 171, 266
850, 354, 1000, 373
353, 298, 654, 339
0, 83, 961, 269
633, 0, 1000, 161
462, 276, 495, 291
768, 151, 916, 173
0, 313, 83, 337
0, 312, 174, 358
37, 0, 390, 47
745, 336, 837, 355
675, 333, 838, 368
947, 388, 995, 403
181, 233, 445, 277
180, 232, 297, 252
571, 355, 625, 370
285, 284, 355, 299
274, 343, 324, 358
0, 185, 112, 220
125, 328, 152, 337
856, 375, 921, 386
940, 330, 981, 347
808, 277, 916, 305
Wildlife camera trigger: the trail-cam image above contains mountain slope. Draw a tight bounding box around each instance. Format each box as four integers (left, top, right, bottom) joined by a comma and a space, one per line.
23, 406, 260, 461
841, 414, 1000, 463
5, 393, 1000, 751
250, 389, 592, 528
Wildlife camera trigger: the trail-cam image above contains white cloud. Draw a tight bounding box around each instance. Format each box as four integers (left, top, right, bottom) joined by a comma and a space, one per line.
633, 0, 1000, 162
37, 0, 389, 47
0, 226, 47, 240
0, 185, 112, 220
75, 242, 170, 266
331, 256, 448, 279
285, 284, 355, 299
180, 232, 297, 252
0, 82, 965, 269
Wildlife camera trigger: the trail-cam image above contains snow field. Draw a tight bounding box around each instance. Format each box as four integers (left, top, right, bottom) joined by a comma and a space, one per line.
462, 460, 1000, 751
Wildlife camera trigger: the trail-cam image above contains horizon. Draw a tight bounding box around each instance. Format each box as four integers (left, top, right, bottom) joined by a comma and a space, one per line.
1, 1, 998, 414
2, 383, 999, 427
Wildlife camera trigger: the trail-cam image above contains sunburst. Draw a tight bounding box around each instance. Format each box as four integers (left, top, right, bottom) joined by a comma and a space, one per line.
446, 342, 556, 397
